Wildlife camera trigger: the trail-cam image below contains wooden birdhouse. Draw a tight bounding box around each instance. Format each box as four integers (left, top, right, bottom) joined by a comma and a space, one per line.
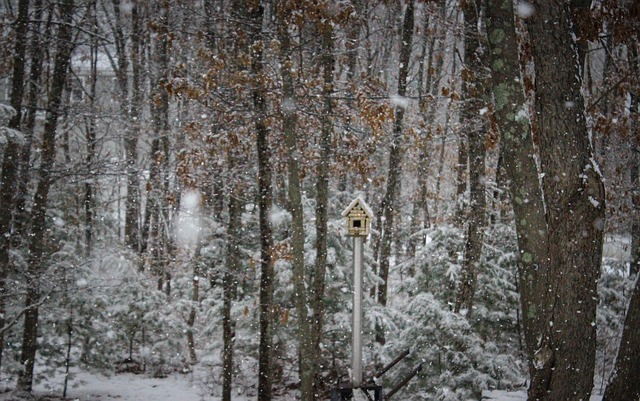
342, 197, 373, 237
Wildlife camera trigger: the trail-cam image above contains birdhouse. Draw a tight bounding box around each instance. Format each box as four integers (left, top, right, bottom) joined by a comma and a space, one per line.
342, 197, 374, 237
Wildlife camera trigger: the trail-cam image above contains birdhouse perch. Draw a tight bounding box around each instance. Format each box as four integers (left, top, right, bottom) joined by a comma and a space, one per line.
342, 197, 374, 237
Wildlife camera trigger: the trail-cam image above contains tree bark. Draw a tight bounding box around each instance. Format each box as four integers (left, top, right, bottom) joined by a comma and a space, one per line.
455, 0, 488, 314
248, 3, 274, 400
16, 0, 75, 393
111, 0, 143, 250
486, 0, 606, 399
310, 16, 335, 398
526, 2, 605, 398
407, 7, 433, 260
376, 0, 414, 345
0, 0, 30, 373
275, 9, 314, 399
84, 0, 99, 257
13, 0, 49, 242
222, 182, 242, 401
627, 43, 640, 276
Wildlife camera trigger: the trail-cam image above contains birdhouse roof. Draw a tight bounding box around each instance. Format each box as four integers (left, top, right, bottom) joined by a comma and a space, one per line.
341, 197, 374, 218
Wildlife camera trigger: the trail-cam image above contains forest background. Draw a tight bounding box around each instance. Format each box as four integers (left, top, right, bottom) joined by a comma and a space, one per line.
0, 0, 639, 400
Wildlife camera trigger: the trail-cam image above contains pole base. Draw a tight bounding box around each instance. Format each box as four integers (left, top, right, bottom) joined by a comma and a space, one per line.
330, 384, 383, 401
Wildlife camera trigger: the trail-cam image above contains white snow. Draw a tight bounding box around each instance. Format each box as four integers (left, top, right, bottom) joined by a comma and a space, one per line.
341, 197, 374, 218
0, 364, 605, 401
0, 104, 16, 119
0, 127, 26, 146
177, 190, 202, 245
515, 2, 535, 18
182, 190, 201, 210
390, 94, 410, 109
0, 370, 252, 401
515, 107, 528, 122
282, 97, 296, 115
484, 389, 603, 401
269, 205, 291, 227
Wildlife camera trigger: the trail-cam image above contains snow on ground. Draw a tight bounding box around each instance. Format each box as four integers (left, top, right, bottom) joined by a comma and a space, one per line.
0, 371, 605, 401
46, 372, 205, 401
483, 389, 604, 401
0, 370, 232, 401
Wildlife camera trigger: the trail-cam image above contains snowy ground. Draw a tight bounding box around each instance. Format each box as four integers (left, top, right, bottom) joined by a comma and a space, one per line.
0, 370, 605, 401
483, 390, 603, 401
0, 371, 207, 401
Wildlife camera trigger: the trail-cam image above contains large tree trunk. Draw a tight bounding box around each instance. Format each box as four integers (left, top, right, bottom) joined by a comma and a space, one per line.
15, 0, 75, 394
525, 2, 605, 399
0, 0, 30, 373
484, 0, 549, 379
375, 0, 414, 345
248, 3, 275, 400
454, 0, 488, 314
486, 0, 605, 400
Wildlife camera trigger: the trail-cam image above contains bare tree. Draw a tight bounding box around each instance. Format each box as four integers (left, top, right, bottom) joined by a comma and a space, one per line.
0, 0, 29, 372
15, 0, 76, 394
376, 0, 414, 344
454, 0, 488, 314
246, 2, 275, 400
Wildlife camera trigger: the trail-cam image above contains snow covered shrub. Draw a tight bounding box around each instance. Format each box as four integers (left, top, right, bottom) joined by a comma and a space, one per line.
594, 259, 634, 393
407, 224, 465, 305
381, 293, 522, 401
472, 223, 522, 357
374, 222, 524, 400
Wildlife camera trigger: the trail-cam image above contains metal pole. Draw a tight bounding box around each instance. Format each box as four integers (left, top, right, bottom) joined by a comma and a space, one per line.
352, 236, 364, 388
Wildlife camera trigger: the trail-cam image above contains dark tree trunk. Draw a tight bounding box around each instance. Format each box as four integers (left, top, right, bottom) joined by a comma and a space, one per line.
248, 3, 275, 400
16, 0, 75, 393
408, 17, 434, 258
376, 0, 414, 344
186, 246, 199, 365
111, 0, 143, 250
455, 0, 488, 314
0, 0, 30, 372
486, 0, 605, 400
14, 0, 49, 241
222, 181, 242, 401
84, 1, 99, 257
525, 1, 605, 399
275, 8, 312, 399
310, 16, 335, 397
454, 134, 468, 223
